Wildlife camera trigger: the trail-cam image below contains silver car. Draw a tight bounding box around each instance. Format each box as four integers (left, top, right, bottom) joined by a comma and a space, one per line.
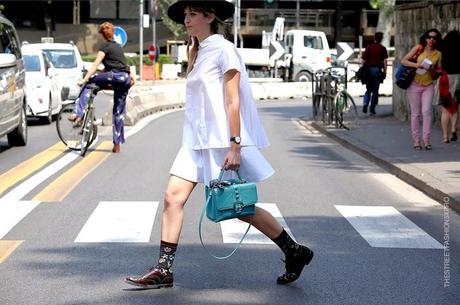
0, 15, 27, 146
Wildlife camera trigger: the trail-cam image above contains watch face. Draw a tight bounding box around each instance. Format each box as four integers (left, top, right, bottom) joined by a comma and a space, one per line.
232, 136, 241, 144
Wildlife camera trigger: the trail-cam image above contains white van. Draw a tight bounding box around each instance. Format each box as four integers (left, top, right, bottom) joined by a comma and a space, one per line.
30, 42, 85, 103
284, 30, 332, 81
21, 45, 62, 123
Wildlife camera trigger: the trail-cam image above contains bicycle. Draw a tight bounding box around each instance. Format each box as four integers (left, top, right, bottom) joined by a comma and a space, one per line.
56, 83, 99, 156
332, 65, 358, 130
312, 68, 339, 125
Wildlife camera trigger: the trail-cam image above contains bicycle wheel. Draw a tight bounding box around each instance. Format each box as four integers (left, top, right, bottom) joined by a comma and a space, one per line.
334, 90, 358, 130
56, 103, 81, 150
79, 108, 94, 157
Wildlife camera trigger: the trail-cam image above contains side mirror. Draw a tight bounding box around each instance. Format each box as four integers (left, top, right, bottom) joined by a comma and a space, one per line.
0, 54, 17, 68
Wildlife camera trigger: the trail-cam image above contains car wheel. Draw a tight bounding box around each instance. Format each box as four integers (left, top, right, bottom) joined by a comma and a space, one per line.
7, 101, 28, 146
295, 71, 312, 82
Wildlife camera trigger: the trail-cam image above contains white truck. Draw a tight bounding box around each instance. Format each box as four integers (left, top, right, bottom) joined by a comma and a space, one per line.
238, 28, 332, 81
176, 18, 332, 82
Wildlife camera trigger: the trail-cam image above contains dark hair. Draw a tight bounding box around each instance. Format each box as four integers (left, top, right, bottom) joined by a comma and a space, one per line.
419, 28, 442, 49
375, 32, 383, 43
441, 30, 460, 74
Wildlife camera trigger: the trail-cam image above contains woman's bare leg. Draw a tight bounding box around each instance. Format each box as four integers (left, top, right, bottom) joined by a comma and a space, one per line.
125, 175, 196, 288
239, 206, 282, 239
441, 107, 450, 141
161, 175, 197, 243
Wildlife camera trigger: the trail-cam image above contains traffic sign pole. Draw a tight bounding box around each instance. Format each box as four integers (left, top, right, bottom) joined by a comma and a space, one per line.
139, 0, 144, 81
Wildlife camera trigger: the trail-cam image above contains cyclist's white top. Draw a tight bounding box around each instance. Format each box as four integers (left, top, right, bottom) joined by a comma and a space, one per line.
182, 34, 270, 149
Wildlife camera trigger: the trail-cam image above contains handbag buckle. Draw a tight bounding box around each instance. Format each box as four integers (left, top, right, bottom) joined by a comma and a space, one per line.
234, 201, 244, 213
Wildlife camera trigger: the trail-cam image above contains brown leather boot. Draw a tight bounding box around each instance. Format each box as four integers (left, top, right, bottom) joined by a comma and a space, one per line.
125, 267, 173, 289
112, 143, 120, 153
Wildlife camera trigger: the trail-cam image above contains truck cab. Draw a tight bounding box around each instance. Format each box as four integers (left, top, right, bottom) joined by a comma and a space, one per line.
284, 30, 332, 82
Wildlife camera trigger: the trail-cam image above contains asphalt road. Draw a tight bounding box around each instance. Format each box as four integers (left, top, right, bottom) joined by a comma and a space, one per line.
0, 98, 458, 305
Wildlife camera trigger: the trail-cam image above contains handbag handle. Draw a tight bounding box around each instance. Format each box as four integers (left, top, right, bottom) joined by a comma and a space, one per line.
217, 169, 243, 182
198, 169, 253, 260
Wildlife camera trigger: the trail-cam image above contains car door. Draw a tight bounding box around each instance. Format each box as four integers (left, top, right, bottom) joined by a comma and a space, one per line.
44, 53, 60, 112
0, 22, 18, 134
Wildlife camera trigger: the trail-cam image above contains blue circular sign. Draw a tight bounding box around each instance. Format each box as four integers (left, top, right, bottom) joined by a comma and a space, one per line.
113, 26, 128, 47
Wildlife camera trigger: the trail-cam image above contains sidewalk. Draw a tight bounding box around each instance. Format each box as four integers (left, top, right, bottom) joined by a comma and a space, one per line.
300, 100, 460, 213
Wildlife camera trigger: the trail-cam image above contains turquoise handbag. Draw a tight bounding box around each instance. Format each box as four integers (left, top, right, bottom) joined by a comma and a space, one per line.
205, 170, 257, 222
199, 169, 257, 259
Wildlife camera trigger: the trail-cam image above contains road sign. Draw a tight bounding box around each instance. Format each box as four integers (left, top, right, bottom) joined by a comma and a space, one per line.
269, 40, 285, 61
114, 26, 128, 47
336, 42, 354, 61
148, 44, 156, 61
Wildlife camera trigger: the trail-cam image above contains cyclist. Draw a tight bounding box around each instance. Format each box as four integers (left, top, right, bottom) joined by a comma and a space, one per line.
69, 21, 134, 153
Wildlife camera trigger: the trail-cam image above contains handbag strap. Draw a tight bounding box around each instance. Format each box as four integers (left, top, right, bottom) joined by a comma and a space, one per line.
217, 169, 243, 182
198, 188, 253, 260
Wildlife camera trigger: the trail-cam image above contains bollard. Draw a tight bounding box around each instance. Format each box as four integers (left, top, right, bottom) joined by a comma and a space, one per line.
155, 62, 161, 80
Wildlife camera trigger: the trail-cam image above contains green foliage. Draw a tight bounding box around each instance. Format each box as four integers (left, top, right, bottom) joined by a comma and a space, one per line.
157, 54, 173, 65
81, 55, 96, 62
369, 0, 382, 9
156, 0, 187, 37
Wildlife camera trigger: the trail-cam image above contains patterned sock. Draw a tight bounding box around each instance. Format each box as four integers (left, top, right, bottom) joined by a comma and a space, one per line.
156, 240, 178, 272
272, 229, 303, 258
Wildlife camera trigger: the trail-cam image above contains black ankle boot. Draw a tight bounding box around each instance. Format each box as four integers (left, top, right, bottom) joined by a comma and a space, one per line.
277, 245, 314, 285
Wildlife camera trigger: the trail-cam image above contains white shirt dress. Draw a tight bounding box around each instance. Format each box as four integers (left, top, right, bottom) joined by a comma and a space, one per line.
169, 34, 274, 185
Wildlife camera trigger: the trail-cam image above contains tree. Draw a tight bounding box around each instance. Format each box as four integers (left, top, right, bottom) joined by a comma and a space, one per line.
156, 0, 186, 39
369, 0, 396, 48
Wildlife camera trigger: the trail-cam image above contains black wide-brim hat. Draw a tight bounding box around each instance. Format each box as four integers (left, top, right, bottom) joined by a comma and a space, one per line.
167, 0, 235, 24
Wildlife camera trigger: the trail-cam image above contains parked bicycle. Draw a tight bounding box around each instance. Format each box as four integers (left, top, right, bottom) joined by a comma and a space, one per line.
312, 63, 358, 130
56, 83, 99, 156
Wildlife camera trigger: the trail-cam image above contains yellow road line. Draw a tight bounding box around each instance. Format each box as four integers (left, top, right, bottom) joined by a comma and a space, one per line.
0, 142, 67, 196
0, 240, 23, 264
33, 141, 113, 202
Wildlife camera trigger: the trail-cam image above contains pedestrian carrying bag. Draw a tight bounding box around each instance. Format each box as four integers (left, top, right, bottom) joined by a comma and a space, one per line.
199, 169, 257, 259
395, 44, 424, 90
395, 65, 416, 89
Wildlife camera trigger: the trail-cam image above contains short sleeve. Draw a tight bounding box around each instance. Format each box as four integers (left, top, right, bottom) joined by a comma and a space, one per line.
382, 47, 388, 59
98, 42, 109, 54
219, 46, 241, 74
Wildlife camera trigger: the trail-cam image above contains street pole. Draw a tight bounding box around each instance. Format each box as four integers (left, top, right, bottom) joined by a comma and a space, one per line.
296, 0, 300, 29
152, 0, 156, 67
233, 0, 237, 46
139, 0, 144, 81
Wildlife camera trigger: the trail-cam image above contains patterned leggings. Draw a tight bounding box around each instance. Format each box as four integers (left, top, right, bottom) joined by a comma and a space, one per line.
75, 71, 131, 144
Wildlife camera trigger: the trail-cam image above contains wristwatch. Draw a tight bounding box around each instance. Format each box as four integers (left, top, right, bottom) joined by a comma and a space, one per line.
230, 136, 241, 144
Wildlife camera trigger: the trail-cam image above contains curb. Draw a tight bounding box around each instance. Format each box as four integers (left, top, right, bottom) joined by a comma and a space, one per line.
298, 119, 460, 214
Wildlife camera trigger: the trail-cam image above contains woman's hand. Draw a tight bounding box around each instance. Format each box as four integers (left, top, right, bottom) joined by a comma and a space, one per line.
222, 146, 241, 171
77, 79, 86, 87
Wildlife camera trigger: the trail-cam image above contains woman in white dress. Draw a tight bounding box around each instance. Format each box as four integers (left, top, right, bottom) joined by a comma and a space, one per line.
125, 0, 313, 289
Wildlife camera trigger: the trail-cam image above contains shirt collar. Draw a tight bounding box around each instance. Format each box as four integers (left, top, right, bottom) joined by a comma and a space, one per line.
199, 34, 222, 49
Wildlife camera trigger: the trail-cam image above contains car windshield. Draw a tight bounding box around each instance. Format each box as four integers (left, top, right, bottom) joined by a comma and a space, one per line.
23, 55, 41, 72
42, 49, 77, 68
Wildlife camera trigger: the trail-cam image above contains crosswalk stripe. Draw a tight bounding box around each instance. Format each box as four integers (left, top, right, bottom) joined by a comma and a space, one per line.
33, 141, 112, 202
0, 240, 24, 264
335, 205, 444, 249
0, 200, 41, 239
0, 142, 67, 197
220, 203, 295, 244
75, 201, 159, 243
